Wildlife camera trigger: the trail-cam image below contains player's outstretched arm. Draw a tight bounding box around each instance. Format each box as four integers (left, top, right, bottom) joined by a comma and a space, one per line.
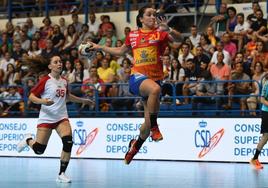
90, 42, 129, 56
29, 93, 54, 106
67, 93, 94, 106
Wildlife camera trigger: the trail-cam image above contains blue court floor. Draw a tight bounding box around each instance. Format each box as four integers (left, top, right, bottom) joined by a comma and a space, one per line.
0, 157, 267, 188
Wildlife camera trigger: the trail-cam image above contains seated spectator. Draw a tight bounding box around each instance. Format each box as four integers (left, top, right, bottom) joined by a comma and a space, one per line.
98, 28, 117, 47
209, 3, 228, 36
59, 17, 67, 35
248, 9, 267, 35
162, 58, 185, 104
51, 24, 65, 51
26, 18, 38, 39
20, 31, 30, 51
61, 59, 74, 82
0, 51, 15, 72
222, 32, 237, 60
224, 62, 251, 115
226, 6, 237, 34
0, 32, 13, 53
0, 85, 22, 116
193, 45, 210, 70
182, 58, 200, 104
108, 68, 135, 113
12, 41, 27, 61
189, 25, 201, 48
210, 51, 231, 102
41, 39, 59, 60
63, 24, 79, 51
88, 12, 100, 43
192, 70, 218, 114
247, 1, 261, 25
97, 58, 115, 84
199, 34, 213, 57
117, 57, 131, 81
76, 24, 94, 46
28, 39, 42, 57
247, 62, 266, 116
178, 42, 194, 68
71, 13, 83, 34
210, 41, 231, 67
251, 41, 268, 72
2, 63, 21, 86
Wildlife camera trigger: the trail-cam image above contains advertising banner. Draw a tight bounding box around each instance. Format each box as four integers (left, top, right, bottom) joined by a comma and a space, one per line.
0, 118, 264, 162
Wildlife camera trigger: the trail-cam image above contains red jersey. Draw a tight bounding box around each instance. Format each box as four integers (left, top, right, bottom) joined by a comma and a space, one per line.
125, 29, 169, 81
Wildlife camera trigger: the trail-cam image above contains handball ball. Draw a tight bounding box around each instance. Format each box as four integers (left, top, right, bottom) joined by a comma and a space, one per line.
78, 42, 93, 56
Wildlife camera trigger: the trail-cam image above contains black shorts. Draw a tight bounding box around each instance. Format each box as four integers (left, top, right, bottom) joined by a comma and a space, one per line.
261, 111, 268, 133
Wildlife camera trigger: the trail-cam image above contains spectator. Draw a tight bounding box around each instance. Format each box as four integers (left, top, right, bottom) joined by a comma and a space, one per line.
0, 85, 22, 116
193, 45, 210, 70
206, 26, 219, 47
20, 31, 31, 51
98, 28, 117, 47
39, 17, 53, 40
71, 13, 83, 34
26, 18, 38, 39
233, 13, 250, 52
121, 27, 131, 43
182, 58, 200, 104
222, 32, 237, 60
2, 63, 20, 86
5, 21, 14, 39
210, 51, 231, 101
51, 25, 65, 51
225, 62, 251, 115
249, 9, 267, 35
28, 39, 42, 57
59, 17, 67, 34
76, 24, 94, 46
247, 1, 261, 25
199, 34, 213, 57
226, 6, 237, 34
1, 51, 15, 72
177, 42, 194, 68
189, 25, 201, 48
117, 57, 131, 81
97, 58, 115, 84
210, 41, 231, 67
251, 41, 268, 72
63, 24, 79, 51
0, 32, 13, 53
247, 62, 266, 116
88, 12, 100, 42
61, 59, 74, 82
108, 67, 135, 113
210, 3, 228, 36
98, 15, 116, 39
192, 70, 218, 115
41, 39, 59, 60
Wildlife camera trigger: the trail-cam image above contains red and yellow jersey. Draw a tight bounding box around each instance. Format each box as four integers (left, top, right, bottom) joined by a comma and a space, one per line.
125, 28, 169, 81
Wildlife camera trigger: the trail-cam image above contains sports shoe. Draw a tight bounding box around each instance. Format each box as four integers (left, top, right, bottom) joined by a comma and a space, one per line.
250, 159, 264, 170
17, 133, 32, 153
124, 139, 138, 165
56, 172, 71, 183
150, 127, 163, 142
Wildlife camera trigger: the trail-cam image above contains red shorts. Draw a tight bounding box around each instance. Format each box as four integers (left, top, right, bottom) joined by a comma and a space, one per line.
37, 118, 69, 129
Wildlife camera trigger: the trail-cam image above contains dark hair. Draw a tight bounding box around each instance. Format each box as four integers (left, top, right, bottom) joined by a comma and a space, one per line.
42, 17, 52, 25
227, 6, 237, 16
237, 13, 244, 18
136, 5, 151, 28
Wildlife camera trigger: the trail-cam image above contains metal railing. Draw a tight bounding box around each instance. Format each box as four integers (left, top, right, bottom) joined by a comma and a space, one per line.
0, 79, 262, 118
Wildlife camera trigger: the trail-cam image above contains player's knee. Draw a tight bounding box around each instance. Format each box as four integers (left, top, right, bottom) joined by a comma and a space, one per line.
32, 142, 47, 155
62, 135, 73, 153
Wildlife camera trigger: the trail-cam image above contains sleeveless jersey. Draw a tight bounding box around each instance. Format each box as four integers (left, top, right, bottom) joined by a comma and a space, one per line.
125, 29, 169, 81
31, 74, 68, 124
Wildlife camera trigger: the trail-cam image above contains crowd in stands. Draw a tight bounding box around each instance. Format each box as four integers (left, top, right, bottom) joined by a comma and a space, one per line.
0, 1, 267, 117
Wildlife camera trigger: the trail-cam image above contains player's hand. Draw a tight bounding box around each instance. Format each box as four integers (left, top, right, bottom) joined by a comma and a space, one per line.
157, 16, 169, 32
43, 98, 54, 106
83, 98, 95, 106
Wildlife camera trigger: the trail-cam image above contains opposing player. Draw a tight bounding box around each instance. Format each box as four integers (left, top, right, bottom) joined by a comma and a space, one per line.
89, 5, 180, 164
250, 74, 268, 170
17, 55, 93, 182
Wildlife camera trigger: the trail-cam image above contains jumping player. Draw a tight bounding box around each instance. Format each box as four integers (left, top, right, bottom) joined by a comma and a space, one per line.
17, 55, 93, 183
89, 5, 180, 164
